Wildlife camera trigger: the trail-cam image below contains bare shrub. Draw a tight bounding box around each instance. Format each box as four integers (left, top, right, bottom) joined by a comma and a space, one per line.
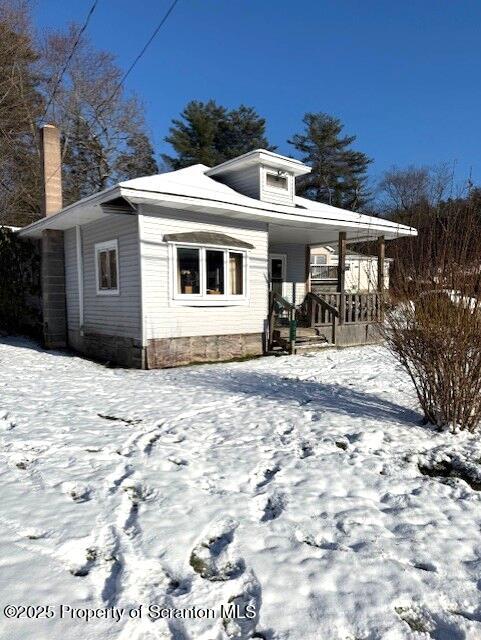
383, 193, 481, 432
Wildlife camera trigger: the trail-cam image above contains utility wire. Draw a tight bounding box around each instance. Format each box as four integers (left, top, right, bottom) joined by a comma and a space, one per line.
97, 0, 180, 113
41, 0, 99, 121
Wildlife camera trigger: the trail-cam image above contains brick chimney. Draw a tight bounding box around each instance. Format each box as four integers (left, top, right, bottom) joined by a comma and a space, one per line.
40, 124, 63, 216
39, 124, 67, 349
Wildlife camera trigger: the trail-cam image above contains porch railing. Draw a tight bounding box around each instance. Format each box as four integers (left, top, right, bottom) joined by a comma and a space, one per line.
268, 291, 297, 353
317, 292, 382, 324
268, 290, 383, 351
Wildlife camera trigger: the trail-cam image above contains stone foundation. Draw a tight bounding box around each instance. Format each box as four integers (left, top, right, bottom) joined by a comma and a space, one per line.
73, 332, 145, 369
146, 333, 264, 369
68, 331, 263, 369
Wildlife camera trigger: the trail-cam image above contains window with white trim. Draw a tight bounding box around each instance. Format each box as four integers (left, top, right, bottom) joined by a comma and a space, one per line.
266, 171, 288, 190
95, 239, 119, 295
173, 244, 247, 301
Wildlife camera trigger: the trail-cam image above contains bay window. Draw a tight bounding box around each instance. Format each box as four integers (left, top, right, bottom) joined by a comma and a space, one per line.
172, 244, 247, 303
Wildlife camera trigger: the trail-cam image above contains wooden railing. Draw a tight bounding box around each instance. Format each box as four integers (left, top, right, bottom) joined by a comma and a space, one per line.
302, 291, 339, 344
268, 291, 296, 352
267, 290, 383, 352
317, 292, 382, 324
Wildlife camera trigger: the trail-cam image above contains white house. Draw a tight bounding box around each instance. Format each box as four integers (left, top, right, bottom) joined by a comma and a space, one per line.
17, 125, 416, 368
309, 246, 392, 294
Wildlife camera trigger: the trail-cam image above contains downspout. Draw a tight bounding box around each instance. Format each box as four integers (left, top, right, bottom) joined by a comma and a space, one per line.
76, 225, 84, 335
137, 211, 147, 368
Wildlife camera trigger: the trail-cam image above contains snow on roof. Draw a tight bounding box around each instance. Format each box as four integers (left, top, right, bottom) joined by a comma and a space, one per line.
17, 161, 417, 241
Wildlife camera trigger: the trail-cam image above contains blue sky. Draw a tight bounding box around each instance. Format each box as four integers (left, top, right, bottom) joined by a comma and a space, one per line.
34, 0, 481, 187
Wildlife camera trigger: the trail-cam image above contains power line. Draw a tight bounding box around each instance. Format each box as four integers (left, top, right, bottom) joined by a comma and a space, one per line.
97, 0, 180, 112
41, 0, 99, 121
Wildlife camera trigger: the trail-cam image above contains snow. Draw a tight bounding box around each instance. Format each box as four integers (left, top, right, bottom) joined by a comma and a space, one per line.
1, 337, 481, 640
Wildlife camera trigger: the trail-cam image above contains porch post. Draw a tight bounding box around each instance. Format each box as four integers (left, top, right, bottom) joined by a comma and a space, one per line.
305, 244, 311, 293
377, 235, 385, 292
337, 231, 346, 324
377, 235, 385, 322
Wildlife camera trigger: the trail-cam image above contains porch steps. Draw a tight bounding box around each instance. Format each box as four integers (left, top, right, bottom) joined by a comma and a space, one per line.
273, 327, 330, 354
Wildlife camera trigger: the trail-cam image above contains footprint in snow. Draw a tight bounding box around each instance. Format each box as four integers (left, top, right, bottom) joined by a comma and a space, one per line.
222, 569, 262, 639
61, 481, 92, 502
249, 462, 281, 491
189, 516, 245, 582
298, 441, 314, 459
69, 523, 122, 606
253, 491, 286, 522
0, 410, 15, 431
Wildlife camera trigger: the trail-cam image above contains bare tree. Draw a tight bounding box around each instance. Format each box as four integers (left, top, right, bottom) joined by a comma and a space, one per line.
0, 0, 43, 225
378, 163, 457, 215
383, 195, 481, 432
39, 25, 158, 205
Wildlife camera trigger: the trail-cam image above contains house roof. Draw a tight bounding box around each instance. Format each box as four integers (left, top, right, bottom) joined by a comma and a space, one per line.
17, 162, 417, 244
205, 149, 311, 178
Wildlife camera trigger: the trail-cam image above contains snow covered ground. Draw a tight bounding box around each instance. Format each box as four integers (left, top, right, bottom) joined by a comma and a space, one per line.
1, 337, 481, 640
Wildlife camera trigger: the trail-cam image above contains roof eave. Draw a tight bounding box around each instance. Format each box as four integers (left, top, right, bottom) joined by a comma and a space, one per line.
121, 187, 417, 240
16, 185, 122, 238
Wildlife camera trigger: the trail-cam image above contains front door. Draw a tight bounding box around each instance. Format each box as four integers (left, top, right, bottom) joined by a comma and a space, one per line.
269, 254, 286, 297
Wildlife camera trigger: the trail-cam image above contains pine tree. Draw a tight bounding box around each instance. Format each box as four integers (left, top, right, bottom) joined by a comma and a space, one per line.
115, 133, 158, 181
288, 112, 372, 210
163, 100, 275, 169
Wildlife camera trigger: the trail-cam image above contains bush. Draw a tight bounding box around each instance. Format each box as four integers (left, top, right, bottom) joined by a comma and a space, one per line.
384, 198, 481, 432
0, 226, 41, 335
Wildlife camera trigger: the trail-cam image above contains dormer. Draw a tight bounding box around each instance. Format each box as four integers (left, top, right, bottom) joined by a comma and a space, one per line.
205, 149, 311, 207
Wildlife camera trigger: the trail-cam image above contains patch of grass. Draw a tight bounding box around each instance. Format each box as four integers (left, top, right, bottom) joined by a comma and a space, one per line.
395, 606, 430, 633
418, 459, 481, 491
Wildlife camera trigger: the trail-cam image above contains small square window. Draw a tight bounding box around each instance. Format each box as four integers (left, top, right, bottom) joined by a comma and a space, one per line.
266, 172, 288, 190
95, 240, 119, 295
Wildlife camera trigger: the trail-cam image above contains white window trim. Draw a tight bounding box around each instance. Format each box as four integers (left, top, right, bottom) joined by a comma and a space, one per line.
265, 171, 288, 191
169, 241, 249, 307
268, 253, 287, 281
95, 239, 120, 296
262, 168, 293, 197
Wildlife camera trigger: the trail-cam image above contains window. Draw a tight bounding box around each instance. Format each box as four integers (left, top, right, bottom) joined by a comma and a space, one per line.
311, 254, 327, 266
266, 172, 288, 190
173, 245, 247, 303
177, 247, 200, 294
95, 240, 119, 295
229, 252, 243, 295
206, 250, 225, 295
311, 265, 338, 280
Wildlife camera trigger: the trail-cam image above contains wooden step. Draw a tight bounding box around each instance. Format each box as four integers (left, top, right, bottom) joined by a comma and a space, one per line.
275, 326, 323, 339
294, 341, 330, 353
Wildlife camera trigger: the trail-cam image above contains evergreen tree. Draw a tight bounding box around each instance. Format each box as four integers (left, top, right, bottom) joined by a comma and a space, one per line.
163, 100, 275, 169
115, 133, 158, 181
288, 112, 372, 210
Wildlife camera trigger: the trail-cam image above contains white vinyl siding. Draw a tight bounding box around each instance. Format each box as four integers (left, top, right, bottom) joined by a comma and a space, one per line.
214, 165, 261, 199
139, 207, 268, 340
81, 214, 141, 339
260, 166, 295, 206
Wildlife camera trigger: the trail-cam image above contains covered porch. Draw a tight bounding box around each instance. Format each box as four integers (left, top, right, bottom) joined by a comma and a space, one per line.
267, 215, 402, 353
